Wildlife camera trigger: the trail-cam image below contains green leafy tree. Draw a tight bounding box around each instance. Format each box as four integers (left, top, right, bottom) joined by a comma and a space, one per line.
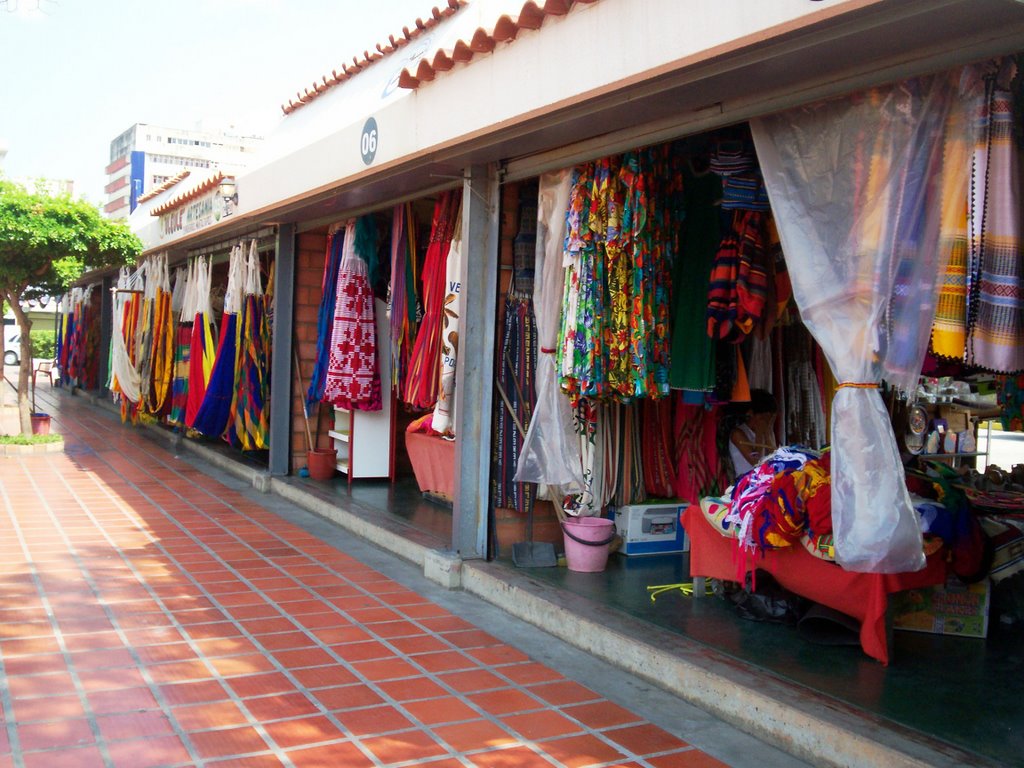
0, 179, 141, 433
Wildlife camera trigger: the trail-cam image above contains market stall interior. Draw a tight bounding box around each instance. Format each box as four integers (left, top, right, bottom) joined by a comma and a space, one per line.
282, 63, 1024, 765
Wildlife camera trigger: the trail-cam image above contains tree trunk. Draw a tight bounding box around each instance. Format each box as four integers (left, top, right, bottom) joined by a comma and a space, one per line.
6, 295, 33, 434
0, 323, 6, 412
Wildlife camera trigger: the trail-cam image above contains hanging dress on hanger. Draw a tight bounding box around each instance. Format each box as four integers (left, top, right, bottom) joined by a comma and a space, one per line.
669, 163, 721, 391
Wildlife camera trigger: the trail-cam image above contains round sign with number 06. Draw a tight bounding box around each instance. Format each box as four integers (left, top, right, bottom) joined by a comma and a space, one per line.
361, 118, 378, 165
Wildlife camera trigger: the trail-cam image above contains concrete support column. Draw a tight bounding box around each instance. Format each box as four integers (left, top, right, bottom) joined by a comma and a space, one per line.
269, 223, 296, 477
452, 164, 500, 560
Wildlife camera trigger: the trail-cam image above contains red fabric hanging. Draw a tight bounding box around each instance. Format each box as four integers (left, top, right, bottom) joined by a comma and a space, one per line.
402, 190, 461, 409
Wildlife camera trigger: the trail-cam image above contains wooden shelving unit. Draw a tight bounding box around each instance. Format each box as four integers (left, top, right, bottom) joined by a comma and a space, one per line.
329, 299, 395, 485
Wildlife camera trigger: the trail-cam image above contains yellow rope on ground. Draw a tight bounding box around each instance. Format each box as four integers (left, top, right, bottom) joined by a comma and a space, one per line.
646, 581, 715, 602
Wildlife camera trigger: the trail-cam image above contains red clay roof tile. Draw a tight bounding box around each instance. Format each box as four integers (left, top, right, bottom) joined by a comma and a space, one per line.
150, 172, 227, 216
280, 0, 467, 115
136, 170, 191, 205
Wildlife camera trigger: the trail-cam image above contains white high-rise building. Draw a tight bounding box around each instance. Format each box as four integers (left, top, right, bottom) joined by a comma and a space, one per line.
104, 123, 263, 219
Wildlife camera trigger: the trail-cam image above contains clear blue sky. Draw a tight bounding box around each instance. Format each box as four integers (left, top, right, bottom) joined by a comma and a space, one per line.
0, 0, 429, 204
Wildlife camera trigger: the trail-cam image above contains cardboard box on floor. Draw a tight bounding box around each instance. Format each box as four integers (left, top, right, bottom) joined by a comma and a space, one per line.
892, 575, 991, 639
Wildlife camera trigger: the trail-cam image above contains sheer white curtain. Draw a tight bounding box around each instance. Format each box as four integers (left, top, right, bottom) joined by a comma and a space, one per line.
751, 68, 978, 573
514, 169, 583, 495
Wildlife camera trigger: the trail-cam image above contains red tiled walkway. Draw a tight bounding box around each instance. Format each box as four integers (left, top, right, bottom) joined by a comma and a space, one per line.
0, 394, 729, 768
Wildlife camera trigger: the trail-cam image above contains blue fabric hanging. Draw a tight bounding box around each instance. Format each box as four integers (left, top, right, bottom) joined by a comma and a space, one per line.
306, 229, 344, 410
192, 312, 238, 438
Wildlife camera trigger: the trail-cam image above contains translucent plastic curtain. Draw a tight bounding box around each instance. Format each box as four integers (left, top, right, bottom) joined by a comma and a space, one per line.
751, 68, 978, 573
514, 169, 583, 494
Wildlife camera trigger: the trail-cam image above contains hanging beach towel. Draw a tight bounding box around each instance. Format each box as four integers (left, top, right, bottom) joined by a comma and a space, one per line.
193, 245, 244, 437
323, 219, 382, 411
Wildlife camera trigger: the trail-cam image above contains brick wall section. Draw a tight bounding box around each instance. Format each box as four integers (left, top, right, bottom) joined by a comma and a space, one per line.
291, 229, 330, 473
492, 182, 560, 549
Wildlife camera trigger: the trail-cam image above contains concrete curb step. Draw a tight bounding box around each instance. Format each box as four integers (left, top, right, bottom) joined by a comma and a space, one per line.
0, 438, 65, 456
64, 387, 998, 768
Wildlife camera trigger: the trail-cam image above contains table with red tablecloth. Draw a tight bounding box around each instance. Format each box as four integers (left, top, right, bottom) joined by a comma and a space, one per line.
682, 506, 946, 664
405, 430, 455, 500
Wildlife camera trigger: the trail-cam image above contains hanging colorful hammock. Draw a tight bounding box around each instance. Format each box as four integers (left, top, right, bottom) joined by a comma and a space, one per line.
228, 241, 273, 450
109, 267, 144, 420
168, 265, 191, 426
146, 255, 175, 415
61, 291, 78, 381
389, 203, 419, 394
135, 260, 157, 418
56, 294, 69, 383
323, 218, 382, 411
306, 227, 344, 411
193, 245, 244, 437
404, 190, 460, 409
184, 256, 217, 429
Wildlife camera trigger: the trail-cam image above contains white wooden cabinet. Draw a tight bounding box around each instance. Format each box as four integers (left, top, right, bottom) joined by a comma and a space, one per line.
327, 299, 395, 483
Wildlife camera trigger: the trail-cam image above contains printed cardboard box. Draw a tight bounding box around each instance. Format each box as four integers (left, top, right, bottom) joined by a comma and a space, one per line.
892, 576, 991, 639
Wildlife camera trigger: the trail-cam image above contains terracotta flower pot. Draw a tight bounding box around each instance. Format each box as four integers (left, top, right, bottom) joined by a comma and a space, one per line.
306, 448, 338, 481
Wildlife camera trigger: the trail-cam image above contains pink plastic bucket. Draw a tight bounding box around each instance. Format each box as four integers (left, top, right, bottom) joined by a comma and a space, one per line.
562, 517, 616, 572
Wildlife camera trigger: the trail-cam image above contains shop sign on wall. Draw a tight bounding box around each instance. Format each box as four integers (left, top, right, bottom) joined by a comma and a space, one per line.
159, 188, 235, 238
361, 117, 378, 165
